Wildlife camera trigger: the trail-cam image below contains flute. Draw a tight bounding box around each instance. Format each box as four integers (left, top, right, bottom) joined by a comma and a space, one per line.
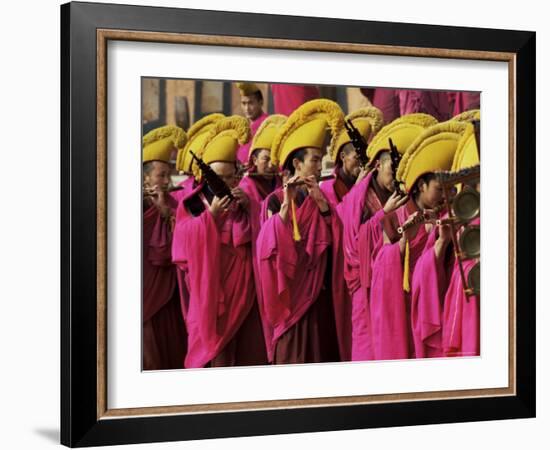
397, 204, 444, 234
283, 174, 335, 188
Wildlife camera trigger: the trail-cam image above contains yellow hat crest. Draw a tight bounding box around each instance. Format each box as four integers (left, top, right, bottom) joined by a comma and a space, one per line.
143, 125, 187, 163
331, 106, 384, 161
236, 82, 261, 97
398, 120, 468, 192
452, 122, 480, 171
367, 113, 438, 163
271, 99, 345, 169
452, 109, 480, 123
192, 115, 250, 179
176, 113, 225, 173
249, 114, 287, 157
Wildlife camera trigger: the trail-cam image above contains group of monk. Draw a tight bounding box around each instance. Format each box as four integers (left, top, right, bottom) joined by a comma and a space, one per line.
142, 82, 480, 370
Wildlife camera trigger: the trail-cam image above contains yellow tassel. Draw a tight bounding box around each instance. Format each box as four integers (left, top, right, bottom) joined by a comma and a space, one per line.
403, 239, 411, 293
291, 199, 301, 242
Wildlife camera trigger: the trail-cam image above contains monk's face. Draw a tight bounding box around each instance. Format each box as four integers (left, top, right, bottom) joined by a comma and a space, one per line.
252, 149, 276, 177
294, 147, 323, 179
144, 161, 171, 190
241, 94, 263, 121
209, 161, 240, 189
375, 151, 394, 191
418, 178, 444, 209
339, 143, 361, 178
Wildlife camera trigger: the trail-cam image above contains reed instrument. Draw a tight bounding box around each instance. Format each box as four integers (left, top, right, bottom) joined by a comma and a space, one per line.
397, 203, 445, 234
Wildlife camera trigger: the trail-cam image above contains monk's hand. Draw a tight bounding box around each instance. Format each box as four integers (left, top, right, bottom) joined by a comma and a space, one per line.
304, 175, 329, 213
400, 211, 421, 241
438, 222, 453, 243
282, 174, 300, 205
147, 184, 171, 216
209, 195, 232, 218
383, 190, 408, 214
231, 187, 249, 210
355, 167, 370, 185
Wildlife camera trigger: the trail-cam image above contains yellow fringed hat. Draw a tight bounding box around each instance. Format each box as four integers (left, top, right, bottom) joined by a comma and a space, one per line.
143, 125, 187, 163
236, 82, 261, 97
367, 113, 438, 162
452, 122, 480, 171
452, 109, 480, 122
397, 120, 469, 193
249, 114, 287, 157
331, 107, 384, 162
271, 99, 345, 169
176, 113, 225, 174
192, 115, 251, 179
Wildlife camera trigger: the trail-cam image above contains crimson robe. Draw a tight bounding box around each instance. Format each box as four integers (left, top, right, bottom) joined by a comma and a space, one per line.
172, 183, 265, 368
143, 197, 187, 370
236, 112, 269, 164
360, 88, 400, 124
256, 189, 339, 363
369, 200, 432, 360
397, 90, 451, 122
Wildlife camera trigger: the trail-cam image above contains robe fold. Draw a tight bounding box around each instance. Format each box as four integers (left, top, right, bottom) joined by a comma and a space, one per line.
236, 112, 269, 164
170, 176, 195, 204
337, 172, 388, 361
172, 183, 263, 368
442, 218, 481, 357
369, 200, 431, 360
143, 198, 187, 370
257, 189, 339, 363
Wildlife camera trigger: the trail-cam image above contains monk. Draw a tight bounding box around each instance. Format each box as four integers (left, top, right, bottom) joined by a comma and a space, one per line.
142, 125, 188, 370
271, 83, 319, 116
337, 114, 437, 361
172, 116, 267, 368
235, 82, 268, 165
256, 99, 343, 364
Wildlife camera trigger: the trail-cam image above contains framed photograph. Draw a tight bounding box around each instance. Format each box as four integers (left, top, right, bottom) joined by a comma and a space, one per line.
61, 1, 535, 447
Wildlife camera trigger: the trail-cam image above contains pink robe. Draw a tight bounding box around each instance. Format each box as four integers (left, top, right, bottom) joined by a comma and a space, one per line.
236, 112, 269, 164
397, 90, 451, 122
256, 189, 338, 363
239, 174, 281, 359
143, 198, 187, 370
271, 84, 320, 116
442, 218, 480, 357
336, 172, 387, 361
172, 183, 261, 368
450, 92, 481, 116
319, 174, 354, 361
369, 201, 431, 360
410, 226, 454, 358
170, 176, 195, 204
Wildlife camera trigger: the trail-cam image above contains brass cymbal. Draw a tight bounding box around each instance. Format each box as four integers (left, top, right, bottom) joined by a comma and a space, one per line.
452, 185, 480, 222
459, 225, 480, 259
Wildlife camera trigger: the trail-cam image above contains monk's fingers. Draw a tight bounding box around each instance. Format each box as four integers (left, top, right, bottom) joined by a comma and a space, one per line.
396, 195, 409, 207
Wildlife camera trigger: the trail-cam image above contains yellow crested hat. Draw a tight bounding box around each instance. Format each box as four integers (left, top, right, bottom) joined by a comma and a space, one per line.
236, 82, 261, 97
143, 125, 187, 163
249, 114, 287, 157
271, 99, 345, 169
367, 113, 438, 162
331, 107, 383, 161
397, 120, 468, 192
452, 121, 480, 171
176, 113, 225, 173
192, 115, 250, 179
452, 109, 480, 122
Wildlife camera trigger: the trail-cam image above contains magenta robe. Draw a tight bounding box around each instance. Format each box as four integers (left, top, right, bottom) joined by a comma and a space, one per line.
336, 172, 388, 361
143, 198, 187, 370
170, 176, 195, 204
239, 175, 281, 359
236, 112, 269, 164
319, 176, 354, 361
369, 201, 432, 360
442, 218, 480, 357
172, 183, 259, 368
271, 84, 320, 116
256, 189, 337, 362
410, 226, 454, 358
